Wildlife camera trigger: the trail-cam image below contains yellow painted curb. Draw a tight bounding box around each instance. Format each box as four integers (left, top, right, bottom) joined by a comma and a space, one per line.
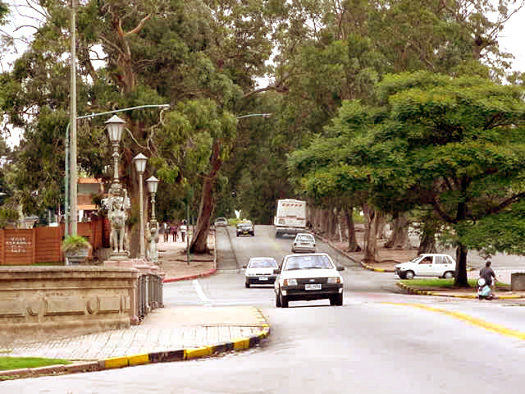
185, 346, 213, 359
128, 354, 150, 366
104, 356, 128, 369
232, 338, 250, 350
384, 302, 525, 340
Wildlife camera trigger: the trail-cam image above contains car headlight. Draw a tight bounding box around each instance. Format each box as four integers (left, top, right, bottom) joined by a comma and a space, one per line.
327, 277, 341, 284
284, 278, 297, 286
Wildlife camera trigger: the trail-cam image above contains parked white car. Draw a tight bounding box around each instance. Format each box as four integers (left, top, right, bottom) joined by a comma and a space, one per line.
395, 254, 456, 280
291, 233, 316, 253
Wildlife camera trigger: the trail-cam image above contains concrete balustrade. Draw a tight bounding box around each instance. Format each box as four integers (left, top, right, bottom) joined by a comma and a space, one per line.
511, 272, 525, 291
0, 266, 138, 345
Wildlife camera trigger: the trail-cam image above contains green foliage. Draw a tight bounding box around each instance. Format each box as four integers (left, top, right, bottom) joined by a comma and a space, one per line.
61, 235, 90, 254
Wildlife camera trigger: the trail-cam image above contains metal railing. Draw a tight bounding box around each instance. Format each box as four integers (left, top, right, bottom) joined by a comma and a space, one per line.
137, 274, 164, 321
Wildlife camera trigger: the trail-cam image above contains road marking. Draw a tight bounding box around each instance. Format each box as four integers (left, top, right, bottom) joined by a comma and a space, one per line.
193, 279, 211, 304
384, 302, 525, 340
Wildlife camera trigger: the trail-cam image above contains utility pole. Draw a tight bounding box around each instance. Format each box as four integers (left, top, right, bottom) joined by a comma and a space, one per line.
69, 0, 78, 235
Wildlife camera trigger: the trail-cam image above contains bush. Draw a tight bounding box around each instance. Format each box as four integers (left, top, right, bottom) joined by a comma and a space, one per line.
61, 235, 90, 254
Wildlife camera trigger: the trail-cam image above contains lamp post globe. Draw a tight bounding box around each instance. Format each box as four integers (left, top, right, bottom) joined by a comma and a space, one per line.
105, 115, 126, 144
133, 153, 148, 259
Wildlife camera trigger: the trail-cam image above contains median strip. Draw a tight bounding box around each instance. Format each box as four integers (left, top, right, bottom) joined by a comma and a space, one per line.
384, 302, 525, 340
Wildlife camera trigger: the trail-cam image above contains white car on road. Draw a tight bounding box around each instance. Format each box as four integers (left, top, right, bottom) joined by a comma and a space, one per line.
244, 257, 279, 288
291, 233, 316, 253
395, 254, 456, 279
274, 253, 344, 308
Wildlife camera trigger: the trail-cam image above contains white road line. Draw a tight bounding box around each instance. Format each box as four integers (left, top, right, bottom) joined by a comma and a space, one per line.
193, 279, 211, 304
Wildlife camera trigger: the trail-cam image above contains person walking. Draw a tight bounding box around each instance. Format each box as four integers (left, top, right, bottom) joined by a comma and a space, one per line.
180, 221, 187, 243
162, 222, 169, 242
169, 223, 177, 242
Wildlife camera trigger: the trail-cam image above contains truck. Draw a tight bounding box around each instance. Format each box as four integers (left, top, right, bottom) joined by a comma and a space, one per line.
274, 199, 307, 238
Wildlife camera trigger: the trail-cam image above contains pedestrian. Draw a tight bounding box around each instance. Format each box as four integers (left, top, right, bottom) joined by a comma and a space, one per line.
162, 222, 169, 242
180, 221, 187, 243
480, 261, 496, 289
169, 223, 177, 242
159, 222, 166, 242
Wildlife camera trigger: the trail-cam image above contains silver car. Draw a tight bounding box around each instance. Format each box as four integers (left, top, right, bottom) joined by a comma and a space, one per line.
291, 233, 316, 253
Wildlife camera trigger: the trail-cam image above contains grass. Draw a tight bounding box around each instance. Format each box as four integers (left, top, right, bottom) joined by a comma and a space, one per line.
0, 356, 71, 371
399, 278, 509, 290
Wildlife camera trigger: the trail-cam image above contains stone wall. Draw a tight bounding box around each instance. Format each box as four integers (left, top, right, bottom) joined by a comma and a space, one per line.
0, 266, 138, 345
511, 272, 525, 291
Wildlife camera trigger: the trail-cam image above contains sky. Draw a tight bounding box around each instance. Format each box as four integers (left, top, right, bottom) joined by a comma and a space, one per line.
1, 1, 525, 148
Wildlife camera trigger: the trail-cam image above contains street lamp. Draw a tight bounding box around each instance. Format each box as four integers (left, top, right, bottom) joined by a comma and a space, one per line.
133, 153, 148, 259
146, 176, 159, 221
105, 115, 126, 184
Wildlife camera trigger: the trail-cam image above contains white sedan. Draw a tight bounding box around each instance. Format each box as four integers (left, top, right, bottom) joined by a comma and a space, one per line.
291, 233, 316, 253
274, 253, 344, 308
244, 257, 279, 288
395, 254, 456, 279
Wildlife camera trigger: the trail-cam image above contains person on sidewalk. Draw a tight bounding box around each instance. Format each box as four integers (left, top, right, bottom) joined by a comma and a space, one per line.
162, 222, 169, 242
159, 222, 166, 243
169, 223, 178, 242
180, 220, 187, 243
480, 261, 496, 289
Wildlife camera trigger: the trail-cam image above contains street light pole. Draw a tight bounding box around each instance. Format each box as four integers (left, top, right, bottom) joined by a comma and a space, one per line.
69, 0, 78, 235
133, 153, 148, 259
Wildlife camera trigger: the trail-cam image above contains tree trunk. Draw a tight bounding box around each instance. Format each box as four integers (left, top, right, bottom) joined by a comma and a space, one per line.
344, 208, 361, 252
454, 242, 469, 287
384, 212, 411, 249
418, 221, 437, 254
190, 140, 222, 254
363, 205, 381, 263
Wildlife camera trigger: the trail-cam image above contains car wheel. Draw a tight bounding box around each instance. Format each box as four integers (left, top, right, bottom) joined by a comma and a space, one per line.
398, 272, 406, 279
275, 292, 282, 307
280, 293, 289, 308
405, 270, 415, 280
330, 294, 343, 306
443, 271, 454, 279
245, 281, 250, 288
275, 232, 280, 238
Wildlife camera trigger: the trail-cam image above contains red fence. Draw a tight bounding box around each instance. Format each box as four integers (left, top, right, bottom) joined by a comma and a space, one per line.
0, 217, 108, 265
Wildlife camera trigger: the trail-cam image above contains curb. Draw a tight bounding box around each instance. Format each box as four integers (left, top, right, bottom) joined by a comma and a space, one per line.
396, 281, 524, 299
0, 308, 271, 380
163, 268, 217, 283
162, 233, 218, 283
360, 260, 394, 273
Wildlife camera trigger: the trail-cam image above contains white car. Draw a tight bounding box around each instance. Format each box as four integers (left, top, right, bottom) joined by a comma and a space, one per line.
395, 254, 456, 280
274, 253, 344, 308
244, 257, 279, 288
291, 233, 316, 253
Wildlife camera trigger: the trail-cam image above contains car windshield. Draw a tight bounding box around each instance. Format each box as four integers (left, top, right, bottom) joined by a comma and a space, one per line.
239, 223, 252, 228
296, 235, 313, 242
284, 255, 334, 270
249, 259, 277, 268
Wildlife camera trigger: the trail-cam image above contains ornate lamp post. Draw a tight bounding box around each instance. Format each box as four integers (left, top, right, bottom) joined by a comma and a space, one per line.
146, 176, 160, 263
146, 176, 159, 221
105, 115, 126, 185
133, 153, 148, 259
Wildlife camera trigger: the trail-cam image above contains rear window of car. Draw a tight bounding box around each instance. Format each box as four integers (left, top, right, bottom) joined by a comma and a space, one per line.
296, 235, 314, 242
284, 255, 334, 270
249, 259, 277, 268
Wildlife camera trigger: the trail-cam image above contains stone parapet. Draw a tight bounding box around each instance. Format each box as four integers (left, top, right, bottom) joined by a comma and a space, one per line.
511, 272, 525, 291
0, 266, 138, 345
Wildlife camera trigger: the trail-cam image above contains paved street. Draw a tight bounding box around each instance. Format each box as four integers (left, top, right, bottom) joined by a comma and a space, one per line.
3, 225, 525, 393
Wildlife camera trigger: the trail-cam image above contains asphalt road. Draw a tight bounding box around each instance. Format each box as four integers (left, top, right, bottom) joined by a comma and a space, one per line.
4, 225, 525, 393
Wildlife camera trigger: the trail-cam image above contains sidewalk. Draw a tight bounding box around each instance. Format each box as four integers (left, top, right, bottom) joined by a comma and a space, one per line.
0, 232, 270, 379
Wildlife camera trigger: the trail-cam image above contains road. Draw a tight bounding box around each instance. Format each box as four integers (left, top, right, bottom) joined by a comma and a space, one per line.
4, 225, 525, 393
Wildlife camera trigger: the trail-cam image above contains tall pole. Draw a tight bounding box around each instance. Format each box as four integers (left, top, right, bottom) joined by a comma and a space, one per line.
69, 0, 78, 235
139, 173, 145, 259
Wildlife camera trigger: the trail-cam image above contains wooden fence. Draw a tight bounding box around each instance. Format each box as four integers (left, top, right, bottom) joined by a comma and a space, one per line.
0, 217, 107, 265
